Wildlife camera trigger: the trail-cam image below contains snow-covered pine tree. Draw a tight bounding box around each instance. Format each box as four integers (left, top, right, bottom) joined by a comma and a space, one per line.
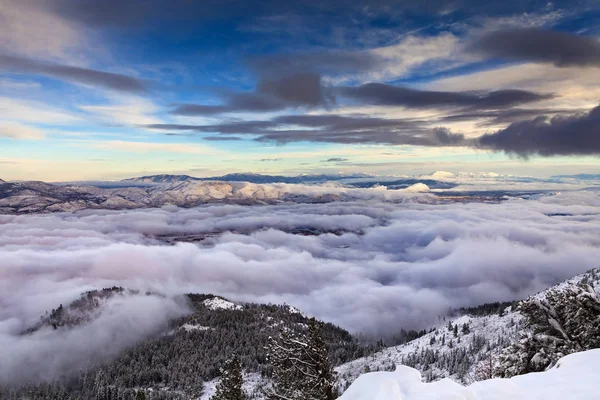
266, 318, 336, 400
305, 318, 337, 400
211, 355, 245, 400
495, 282, 600, 378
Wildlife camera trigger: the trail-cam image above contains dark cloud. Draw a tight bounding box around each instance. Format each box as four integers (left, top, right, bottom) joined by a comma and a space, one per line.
50, 0, 592, 32
203, 136, 243, 141
248, 50, 379, 77
146, 121, 277, 134
439, 108, 586, 126
263, 115, 467, 147
171, 96, 281, 116
0, 55, 147, 93
172, 80, 554, 118
478, 105, 600, 156
255, 124, 466, 146
257, 72, 332, 107
339, 83, 554, 109
467, 28, 600, 68
156, 103, 600, 155
147, 115, 468, 146
171, 72, 330, 116
323, 158, 348, 162
170, 105, 231, 116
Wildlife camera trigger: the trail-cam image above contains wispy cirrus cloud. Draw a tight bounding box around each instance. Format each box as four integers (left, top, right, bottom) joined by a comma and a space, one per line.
0, 122, 45, 140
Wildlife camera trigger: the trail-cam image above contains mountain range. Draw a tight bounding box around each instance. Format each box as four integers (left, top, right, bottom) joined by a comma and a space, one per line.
0, 174, 441, 214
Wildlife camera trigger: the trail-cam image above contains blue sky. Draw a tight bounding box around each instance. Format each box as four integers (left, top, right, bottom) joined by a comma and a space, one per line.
1, 0, 599, 181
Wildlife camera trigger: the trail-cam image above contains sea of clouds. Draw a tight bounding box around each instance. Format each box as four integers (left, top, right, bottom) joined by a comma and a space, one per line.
1, 188, 600, 384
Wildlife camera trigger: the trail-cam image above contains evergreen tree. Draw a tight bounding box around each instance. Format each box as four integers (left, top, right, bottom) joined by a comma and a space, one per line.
267, 318, 336, 400
495, 282, 600, 378
211, 355, 245, 400
461, 323, 470, 335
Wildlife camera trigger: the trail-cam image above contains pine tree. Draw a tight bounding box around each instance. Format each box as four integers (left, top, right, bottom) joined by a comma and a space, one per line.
461, 323, 470, 334
211, 355, 245, 400
306, 318, 337, 400
495, 282, 600, 378
267, 318, 336, 400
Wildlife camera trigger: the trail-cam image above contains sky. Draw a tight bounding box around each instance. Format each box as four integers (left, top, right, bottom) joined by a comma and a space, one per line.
1, 0, 600, 181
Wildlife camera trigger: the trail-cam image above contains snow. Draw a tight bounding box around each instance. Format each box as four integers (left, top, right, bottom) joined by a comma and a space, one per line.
202, 297, 243, 311
287, 305, 301, 314
339, 349, 600, 400
337, 311, 523, 387
402, 183, 430, 192
200, 372, 268, 400
181, 323, 211, 332
430, 171, 457, 179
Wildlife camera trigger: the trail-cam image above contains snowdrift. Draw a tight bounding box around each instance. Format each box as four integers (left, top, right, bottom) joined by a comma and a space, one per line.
339, 349, 600, 400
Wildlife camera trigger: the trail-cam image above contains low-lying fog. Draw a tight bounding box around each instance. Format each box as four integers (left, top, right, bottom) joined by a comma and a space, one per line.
1, 189, 600, 384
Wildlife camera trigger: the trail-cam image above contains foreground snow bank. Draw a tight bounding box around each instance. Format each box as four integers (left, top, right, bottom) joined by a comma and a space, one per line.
339, 349, 600, 400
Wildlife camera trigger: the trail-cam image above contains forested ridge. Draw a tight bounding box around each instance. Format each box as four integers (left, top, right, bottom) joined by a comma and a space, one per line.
0, 289, 378, 399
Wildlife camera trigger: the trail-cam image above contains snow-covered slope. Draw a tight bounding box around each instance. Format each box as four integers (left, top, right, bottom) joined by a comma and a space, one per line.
336, 311, 522, 389
337, 268, 600, 390
339, 349, 600, 400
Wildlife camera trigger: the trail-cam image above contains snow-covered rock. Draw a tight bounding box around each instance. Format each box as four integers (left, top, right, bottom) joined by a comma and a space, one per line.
402, 182, 430, 192
430, 171, 457, 179
181, 323, 212, 332
202, 297, 243, 311
339, 349, 600, 400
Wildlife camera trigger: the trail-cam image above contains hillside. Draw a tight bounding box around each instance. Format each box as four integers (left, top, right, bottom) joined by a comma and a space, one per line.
1, 289, 377, 400
336, 268, 600, 390
2, 269, 598, 399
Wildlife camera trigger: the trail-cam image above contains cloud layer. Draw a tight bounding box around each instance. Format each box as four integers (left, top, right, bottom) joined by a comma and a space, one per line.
2, 189, 600, 384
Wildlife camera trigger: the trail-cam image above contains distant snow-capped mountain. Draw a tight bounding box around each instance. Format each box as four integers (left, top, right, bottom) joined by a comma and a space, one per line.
121, 174, 199, 184
122, 172, 374, 185
0, 178, 434, 214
